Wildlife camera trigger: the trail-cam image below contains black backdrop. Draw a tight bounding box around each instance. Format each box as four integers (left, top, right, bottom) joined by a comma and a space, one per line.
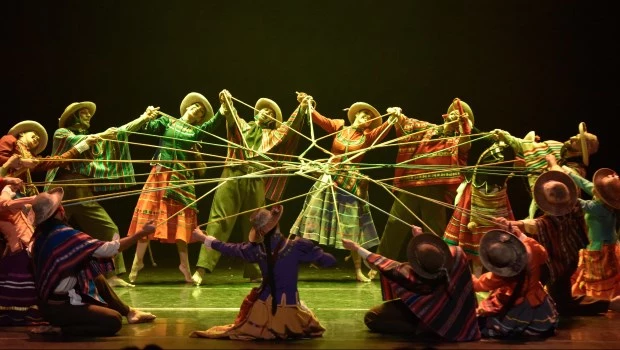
3, 0, 618, 260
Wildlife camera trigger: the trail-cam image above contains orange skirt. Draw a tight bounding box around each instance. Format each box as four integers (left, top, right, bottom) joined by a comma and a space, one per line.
127, 167, 197, 243
571, 243, 620, 300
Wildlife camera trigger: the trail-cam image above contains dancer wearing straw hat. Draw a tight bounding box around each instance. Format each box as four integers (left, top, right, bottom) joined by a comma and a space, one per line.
44, 101, 157, 287
342, 226, 480, 341
126, 92, 221, 284
190, 205, 336, 340
373, 98, 474, 278
0, 120, 98, 196
474, 227, 558, 338
28, 187, 155, 339
494, 121, 599, 218
290, 95, 398, 282
192, 90, 308, 285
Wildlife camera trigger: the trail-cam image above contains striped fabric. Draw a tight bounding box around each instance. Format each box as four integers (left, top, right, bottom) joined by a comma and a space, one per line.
127, 166, 197, 243
45, 128, 136, 192
572, 243, 620, 299
444, 183, 514, 258
0, 249, 44, 326
534, 211, 588, 285
519, 140, 564, 189
371, 247, 480, 342
479, 297, 558, 338
290, 174, 378, 249
32, 219, 114, 303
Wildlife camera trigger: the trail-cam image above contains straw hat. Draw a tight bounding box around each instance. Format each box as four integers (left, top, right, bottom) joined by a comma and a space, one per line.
347, 102, 381, 129
406, 233, 454, 280
479, 229, 527, 278
578, 122, 599, 166
255, 98, 282, 126
445, 97, 475, 125
593, 168, 620, 209
179, 92, 214, 125
248, 205, 283, 243
58, 102, 96, 128
533, 170, 578, 216
8, 120, 48, 155
32, 187, 64, 226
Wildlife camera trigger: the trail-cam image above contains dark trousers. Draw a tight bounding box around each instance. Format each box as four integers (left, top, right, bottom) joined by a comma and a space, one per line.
364, 299, 420, 334
39, 275, 130, 337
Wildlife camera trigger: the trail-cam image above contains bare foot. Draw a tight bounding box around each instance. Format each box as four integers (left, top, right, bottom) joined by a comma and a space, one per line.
108, 276, 135, 288
356, 269, 371, 283
29, 325, 62, 335
192, 268, 206, 286
367, 269, 378, 280
179, 264, 193, 283
126, 308, 156, 324
129, 261, 144, 283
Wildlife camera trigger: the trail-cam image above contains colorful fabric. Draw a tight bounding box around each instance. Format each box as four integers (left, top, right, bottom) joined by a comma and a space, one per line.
503, 136, 564, 190
127, 166, 198, 243
444, 183, 514, 258
45, 128, 136, 192
572, 243, 620, 299
32, 219, 114, 303
370, 246, 480, 342
479, 296, 558, 338
0, 249, 44, 326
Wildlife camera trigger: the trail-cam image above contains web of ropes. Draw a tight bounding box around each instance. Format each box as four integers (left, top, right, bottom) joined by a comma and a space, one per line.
33, 95, 533, 236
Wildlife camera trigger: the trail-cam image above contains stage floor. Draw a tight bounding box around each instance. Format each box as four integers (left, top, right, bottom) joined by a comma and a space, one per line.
1, 258, 619, 349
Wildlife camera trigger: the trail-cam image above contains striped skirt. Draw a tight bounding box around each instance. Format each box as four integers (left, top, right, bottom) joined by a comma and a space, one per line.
571, 243, 620, 300
127, 166, 198, 243
0, 249, 44, 326
290, 174, 379, 249
479, 296, 558, 338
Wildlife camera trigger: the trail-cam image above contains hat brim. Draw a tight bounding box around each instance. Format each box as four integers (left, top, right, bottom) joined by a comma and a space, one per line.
479, 229, 527, 277
180, 92, 214, 125
255, 98, 282, 126
347, 102, 381, 130
8, 121, 48, 155
533, 170, 578, 216
248, 205, 284, 243
406, 233, 454, 280
33, 187, 65, 226
594, 168, 620, 209
59, 102, 96, 129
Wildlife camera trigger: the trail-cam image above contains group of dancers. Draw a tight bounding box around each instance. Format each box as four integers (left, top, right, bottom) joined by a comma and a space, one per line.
0, 89, 619, 341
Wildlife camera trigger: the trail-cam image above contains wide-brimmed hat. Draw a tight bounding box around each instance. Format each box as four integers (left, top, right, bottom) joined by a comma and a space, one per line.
180, 92, 214, 125
248, 205, 283, 243
8, 120, 48, 155
593, 168, 620, 209
578, 122, 599, 166
523, 131, 536, 142
32, 187, 64, 226
479, 229, 527, 277
255, 98, 282, 126
533, 170, 578, 216
445, 98, 475, 125
347, 102, 381, 130
406, 233, 454, 280
59, 102, 96, 128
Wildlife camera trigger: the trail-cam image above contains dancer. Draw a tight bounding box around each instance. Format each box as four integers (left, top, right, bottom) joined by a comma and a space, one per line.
341, 226, 480, 341
45, 101, 156, 287
127, 92, 221, 283
29, 187, 156, 338
193, 90, 308, 285
190, 205, 336, 340
475, 227, 559, 338
290, 96, 397, 282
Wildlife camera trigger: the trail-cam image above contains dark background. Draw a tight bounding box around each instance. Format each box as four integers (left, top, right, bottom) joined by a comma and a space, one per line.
3, 1, 618, 263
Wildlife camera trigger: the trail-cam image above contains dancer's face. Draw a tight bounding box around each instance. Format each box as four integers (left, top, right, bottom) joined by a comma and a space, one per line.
256, 108, 275, 127
77, 108, 93, 129
184, 103, 205, 125
19, 131, 40, 151
352, 109, 372, 130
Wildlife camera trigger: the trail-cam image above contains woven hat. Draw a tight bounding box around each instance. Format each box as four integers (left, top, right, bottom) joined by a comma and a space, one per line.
445, 97, 474, 125
255, 98, 282, 126
479, 229, 527, 277
578, 122, 599, 166
248, 205, 283, 243
8, 120, 48, 155
59, 102, 96, 128
180, 92, 214, 125
32, 187, 64, 226
347, 102, 381, 129
533, 170, 578, 216
406, 233, 454, 280
593, 168, 620, 209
